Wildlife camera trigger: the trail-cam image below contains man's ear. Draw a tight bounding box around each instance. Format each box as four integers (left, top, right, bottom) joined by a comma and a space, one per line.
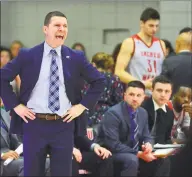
141, 94, 145, 102
43, 26, 47, 34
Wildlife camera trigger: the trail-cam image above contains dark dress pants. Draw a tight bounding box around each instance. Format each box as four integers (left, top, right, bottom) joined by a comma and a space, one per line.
113, 153, 170, 177
23, 118, 74, 176
139, 157, 170, 177
72, 151, 113, 176
113, 153, 139, 177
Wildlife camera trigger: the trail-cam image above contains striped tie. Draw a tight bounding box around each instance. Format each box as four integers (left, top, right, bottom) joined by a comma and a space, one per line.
131, 112, 139, 150
48, 49, 60, 112
0, 119, 8, 132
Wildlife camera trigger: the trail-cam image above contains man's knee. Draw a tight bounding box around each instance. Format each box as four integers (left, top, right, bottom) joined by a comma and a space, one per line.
157, 157, 170, 169
3, 158, 24, 176
159, 158, 170, 172
101, 155, 114, 167
113, 153, 138, 176
124, 154, 138, 169
114, 153, 139, 169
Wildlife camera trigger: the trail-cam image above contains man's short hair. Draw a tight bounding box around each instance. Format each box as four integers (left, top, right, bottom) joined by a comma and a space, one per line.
174, 86, 192, 95
126, 81, 145, 91
140, 7, 160, 22
152, 75, 172, 89
179, 27, 192, 34
44, 11, 67, 26
161, 39, 175, 54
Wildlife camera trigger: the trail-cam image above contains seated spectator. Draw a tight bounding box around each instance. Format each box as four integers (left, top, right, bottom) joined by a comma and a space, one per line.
0, 108, 23, 176
179, 27, 192, 34
72, 42, 87, 58
0, 108, 50, 176
170, 86, 192, 143
96, 81, 170, 177
141, 75, 174, 144
0, 46, 21, 92
0, 46, 12, 67
72, 135, 113, 176
82, 52, 124, 127
161, 39, 175, 58
10, 40, 24, 59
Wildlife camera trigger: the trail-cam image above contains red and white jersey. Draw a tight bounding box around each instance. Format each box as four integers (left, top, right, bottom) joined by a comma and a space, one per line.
127, 34, 165, 81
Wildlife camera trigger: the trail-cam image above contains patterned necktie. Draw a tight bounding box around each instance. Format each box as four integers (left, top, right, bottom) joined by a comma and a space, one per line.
1, 119, 8, 132
131, 112, 139, 150
48, 49, 60, 112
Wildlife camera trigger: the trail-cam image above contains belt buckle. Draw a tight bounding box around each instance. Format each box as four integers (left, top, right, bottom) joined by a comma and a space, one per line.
45, 114, 49, 120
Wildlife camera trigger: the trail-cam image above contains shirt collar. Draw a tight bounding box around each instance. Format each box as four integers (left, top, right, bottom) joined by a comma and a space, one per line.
152, 99, 167, 113
44, 41, 62, 57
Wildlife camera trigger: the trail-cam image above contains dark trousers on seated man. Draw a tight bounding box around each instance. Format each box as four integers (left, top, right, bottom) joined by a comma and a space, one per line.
72, 136, 113, 176
113, 152, 170, 177
139, 158, 170, 177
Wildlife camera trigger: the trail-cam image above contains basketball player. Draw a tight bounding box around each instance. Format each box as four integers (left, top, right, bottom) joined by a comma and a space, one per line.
115, 7, 166, 92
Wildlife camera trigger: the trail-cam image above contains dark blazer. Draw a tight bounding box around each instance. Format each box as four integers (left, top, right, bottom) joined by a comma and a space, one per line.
74, 135, 92, 152
161, 52, 192, 95
0, 43, 105, 136
96, 101, 153, 154
142, 97, 174, 144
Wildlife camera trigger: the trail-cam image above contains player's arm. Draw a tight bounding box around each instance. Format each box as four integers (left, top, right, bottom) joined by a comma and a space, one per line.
15, 75, 21, 89
160, 40, 166, 59
115, 38, 138, 84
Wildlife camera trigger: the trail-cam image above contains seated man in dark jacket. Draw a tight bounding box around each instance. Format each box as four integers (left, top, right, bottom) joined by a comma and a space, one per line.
141, 75, 174, 144
72, 135, 113, 176
0, 108, 23, 176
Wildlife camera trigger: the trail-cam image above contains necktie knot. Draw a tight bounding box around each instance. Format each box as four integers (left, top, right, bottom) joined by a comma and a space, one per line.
156, 108, 165, 125
156, 108, 164, 115
131, 112, 137, 119
50, 49, 57, 56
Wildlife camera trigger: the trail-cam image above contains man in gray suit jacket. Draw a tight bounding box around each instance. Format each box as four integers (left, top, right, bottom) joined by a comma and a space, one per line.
0, 108, 23, 176
97, 81, 170, 177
